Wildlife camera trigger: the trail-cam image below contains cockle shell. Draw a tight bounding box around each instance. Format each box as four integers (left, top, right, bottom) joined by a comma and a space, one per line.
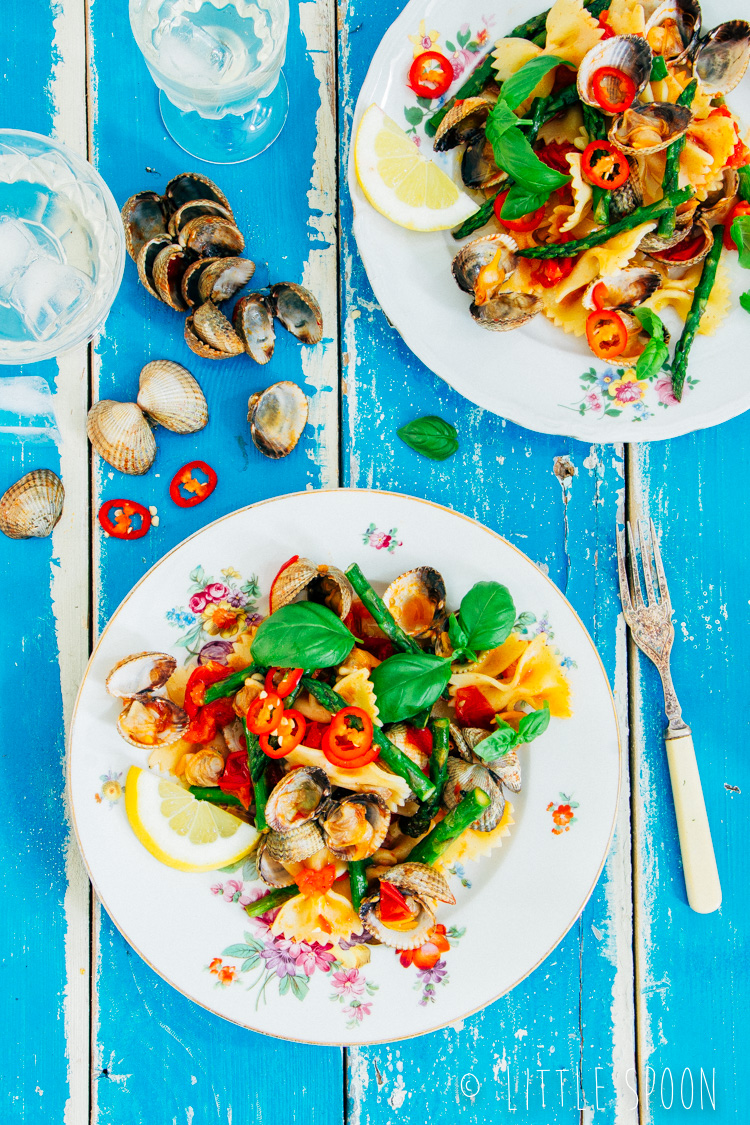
181, 257, 220, 308
265, 821, 325, 863
581, 267, 662, 311
182, 748, 225, 787
106, 651, 176, 698
197, 257, 255, 304
269, 556, 353, 618
87, 400, 157, 475
152, 244, 191, 311
433, 96, 492, 152
383, 566, 447, 640
270, 283, 323, 345
381, 862, 456, 905
248, 381, 309, 459
116, 696, 189, 749
452, 233, 518, 295
233, 293, 275, 364
136, 234, 173, 299
185, 301, 246, 359
163, 172, 233, 217
264, 766, 331, 833
167, 199, 235, 239
121, 191, 168, 261
577, 35, 653, 112
0, 469, 64, 540
178, 215, 245, 258
694, 20, 750, 96
443, 757, 506, 832
609, 102, 692, 156
319, 793, 391, 861
137, 360, 208, 434
256, 837, 297, 887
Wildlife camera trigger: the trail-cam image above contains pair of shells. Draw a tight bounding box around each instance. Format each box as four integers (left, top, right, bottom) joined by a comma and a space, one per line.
359, 863, 456, 950
452, 234, 542, 333
106, 651, 188, 749
248, 380, 309, 460
87, 361, 208, 475
450, 723, 523, 794
186, 282, 323, 362
269, 557, 354, 617
0, 469, 64, 540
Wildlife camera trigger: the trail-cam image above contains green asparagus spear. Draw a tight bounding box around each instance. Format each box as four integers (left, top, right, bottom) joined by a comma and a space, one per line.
188, 786, 242, 807
345, 563, 422, 655
245, 887, 299, 917
670, 226, 723, 401
300, 677, 436, 803
204, 662, 264, 704
516, 188, 693, 257
658, 79, 697, 238
452, 191, 503, 240
401, 717, 451, 837
244, 718, 268, 829
408, 788, 492, 866
425, 55, 497, 138
348, 860, 370, 913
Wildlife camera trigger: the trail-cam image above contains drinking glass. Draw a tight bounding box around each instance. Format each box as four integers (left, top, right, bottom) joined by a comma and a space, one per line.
0, 130, 125, 365
129, 0, 290, 164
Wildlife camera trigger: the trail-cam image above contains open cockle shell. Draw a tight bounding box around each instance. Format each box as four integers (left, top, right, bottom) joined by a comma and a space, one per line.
443, 757, 506, 831
121, 191, 168, 262
185, 301, 245, 359
269, 556, 354, 618
270, 283, 323, 345
178, 215, 245, 258
197, 257, 256, 304
257, 837, 298, 887
167, 199, 235, 239
181, 257, 220, 308
152, 244, 191, 311
433, 96, 492, 152
233, 293, 275, 364
87, 400, 157, 475
699, 167, 739, 226
381, 862, 455, 905
648, 217, 714, 266
319, 793, 391, 861
452, 233, 517, 296
609, 102, 692, 155
137, 360, 208, 434
694, 19, 750, 96
248, 381, 309, 459
265, 822, 325, 863
0, 468, 64, 540
472, 291, 542, 332
136, 234, 173, 300
116, 696, 189, 749
461, 133, 506, 190
644, 0, 702, 61
106, 651, 177, 698
163, 172, 233, 217
383, 566, 447, 640
359, 888, 436, 950
581, 266, 662, 310
264, 766, 331, 833
577, 34, 653, 111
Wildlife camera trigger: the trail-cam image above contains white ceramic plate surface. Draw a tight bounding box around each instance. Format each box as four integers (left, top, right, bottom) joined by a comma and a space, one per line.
349, 0, 750, 441
69, 490, 619, 1044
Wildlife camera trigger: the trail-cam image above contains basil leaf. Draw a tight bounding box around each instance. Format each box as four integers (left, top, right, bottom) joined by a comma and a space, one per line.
740, 290, 750, 314
650, 55, 668, 81
731, 216, 750, 268
737, 164, 750, 204
472, 722, 519, 761
447, 613, 478, 662
397, 415, 459, 461
633, 307, 668, 381
485, 103, 570, 221
458, 580, 516, 652
498, 55, 571, 112
518, 701, 551, 743
485, 99, 523, 147
251, 602, 354, 669
370, 652, 453, 724
633, 307, 666, 340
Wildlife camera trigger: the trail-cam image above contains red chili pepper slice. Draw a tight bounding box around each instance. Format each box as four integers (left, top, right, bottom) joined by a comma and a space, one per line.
169, 461, 218, 508
184, 661, 230, 719
269, 555, 300, 612
581, 140, 630, 190
585, 308, 629, 360
265, 667, 304, 698
591, 66, 637, 113
259, 708, 307, 758
598, 9, 616, 38
408, 50, 453, 99
723, 200, 750, 251
379, 881, 415, 925
246, 691, 284, 736
184, 697, 236, 744
98, 499, 152, 540
217, 749, 252, 809
323, 706, 376, 770
494, 189, 547, 233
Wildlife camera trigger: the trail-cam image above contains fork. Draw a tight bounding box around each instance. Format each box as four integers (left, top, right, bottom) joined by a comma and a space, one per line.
616, 519, 721, 914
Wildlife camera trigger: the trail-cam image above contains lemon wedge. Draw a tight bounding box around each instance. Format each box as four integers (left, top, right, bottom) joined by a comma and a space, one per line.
354, 103, 478, 231
124, 766, 259, 872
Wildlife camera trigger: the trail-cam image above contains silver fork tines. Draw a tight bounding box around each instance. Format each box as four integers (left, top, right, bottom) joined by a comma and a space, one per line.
616, 519, 685, 734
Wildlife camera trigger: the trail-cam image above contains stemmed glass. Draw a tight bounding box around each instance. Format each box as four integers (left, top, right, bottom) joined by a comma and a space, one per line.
129, 0, 290, 164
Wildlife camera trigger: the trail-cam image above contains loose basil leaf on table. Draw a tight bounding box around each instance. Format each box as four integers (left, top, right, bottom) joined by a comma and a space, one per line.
397, 415, 459, 461
731, 216, 750, 268
457, 580, 516, 653
486, 101, 571, 222
497, 54, 572, 112
251, 601, 354, 669
633, 307, 669, 381
370, 651, 453, 724
472, 702, 551, 760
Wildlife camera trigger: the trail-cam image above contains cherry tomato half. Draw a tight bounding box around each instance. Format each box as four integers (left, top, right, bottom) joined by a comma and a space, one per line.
591, 66, 637, 113
169, 461, 217, 508
246, 691, 284, 736
184, 660, 230, 718
408, 50, 453, 100
724, 200, 750, 250
453, 685, 496, 729
581, 140, 630, 190
98, 499, 152, 540
494, 189, 547, 233
585, 309, 629, 360
265, 667, 304, 698
184, 698, 236, 744
259, 708, 307, 758
530, 237, 576, 288
378, 881, 415, 925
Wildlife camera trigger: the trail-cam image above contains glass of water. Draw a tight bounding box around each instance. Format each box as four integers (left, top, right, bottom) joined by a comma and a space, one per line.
0, 130, 125, 366
129, 0, 290, 164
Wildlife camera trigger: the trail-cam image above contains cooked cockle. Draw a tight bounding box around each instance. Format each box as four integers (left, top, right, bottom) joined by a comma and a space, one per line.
644, 0, 702, 60
470, 292, 543, 332
106, 651, 176, 698
452, 233, 517, 298
699, 168, 739, 226
648, 217, 714, 267
381, 862, 456, 905
461, 134, 506, 190
693, 19, 750, 96
433, 96, 492, 151
264, 766, 331, 832
319, 793, 390, 861
270, 556, 354, 618
116, 695, 189, 749
609, 102, 692, 155
577, 35, 653, 111
443, 757, 506, 832
460, 728, 523, 793
264, 821, 325, 863
386, 723, 431, 772
581, 267, 662, 311
359, 862, 454, 949
256, 836, 298, 887
182, 748, 225, 787
383, 566, 447, 641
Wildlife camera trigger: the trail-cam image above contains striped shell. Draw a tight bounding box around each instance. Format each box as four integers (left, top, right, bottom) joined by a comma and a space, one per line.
152, 245, 191, 311
106, 651, 176, 698
233, 293, 275, 364
163, 172, 233, 217
178, 215, 244, 258
462, 728, 523, 793
185, 301, 245, 359
381, 862, 455, 905
136, 234, 172, 299
270, 283, 323, 345
577, 35, 653, 112
181, 258, 220, 308
383, 566, 447, 640
319, 793, 390, 861
443, 757, 506, 832
265, 822, 325, 863
137, 360, 208, 434
0, 469, 64, 539
248, 381, 308, 459
86, 400, 156, 475
269, 556, 353, 618
121, 191, 167, 262
257, 837, 297, 887
264, 766, 331, 833
197, 257, 255, 304
116, 696, 188, 749
167, 199, 234, 239
182, 748, 225, 787
359, 889, 436, 950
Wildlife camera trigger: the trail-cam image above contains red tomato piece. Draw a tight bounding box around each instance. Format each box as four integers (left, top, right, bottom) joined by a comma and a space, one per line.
536, 141, 579, 175
302, 720, 329, 749
453, 686, 497, 729
217, 749, 252, 809
408, 50, 453, 99
169, 461, 217, 508
296, 864, 337, 897
379, 881, 415, 924
184, 698, 236, 744
184, 661, 230, 718
98, 499, 151, 540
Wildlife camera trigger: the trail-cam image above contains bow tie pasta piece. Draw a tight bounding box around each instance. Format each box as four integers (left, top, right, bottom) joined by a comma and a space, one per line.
333, 667, 381, 726
543, 0, 604, 67
270, 887, 361, 945
450, 633, 572, 718
606, 0, 645, 37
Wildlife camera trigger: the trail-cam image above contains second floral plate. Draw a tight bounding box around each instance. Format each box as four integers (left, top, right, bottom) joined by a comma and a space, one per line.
68, 490, 619, 1044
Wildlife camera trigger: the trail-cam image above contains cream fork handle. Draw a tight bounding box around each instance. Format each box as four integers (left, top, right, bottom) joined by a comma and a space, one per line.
665, 732, 722, 914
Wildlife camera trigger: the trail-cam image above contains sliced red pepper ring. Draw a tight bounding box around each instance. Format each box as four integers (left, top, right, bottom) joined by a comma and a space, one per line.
408, 50, 453, 100
322, 706, 377, 769
98, 499, 152, 540
581, 140, 630, 190
585, 308, 629, 360
265, 667, 304, 698
169, 461, 217, 508
379, 881, 415, 925
259, 708, 307, 758
494, 189, 547, 233
246, 691, 284, 736
184, 660, 230, 718
591, 66, 637, 113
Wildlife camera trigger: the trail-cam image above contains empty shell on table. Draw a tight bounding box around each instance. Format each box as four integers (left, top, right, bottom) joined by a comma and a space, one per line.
137, 360, 208, 434
270, 283, 323, 344
197, 257, 255, 304
0, 469, 64, 540
248, 381, 309, 459
185, 301, 246, 359
87, 400, 157, 475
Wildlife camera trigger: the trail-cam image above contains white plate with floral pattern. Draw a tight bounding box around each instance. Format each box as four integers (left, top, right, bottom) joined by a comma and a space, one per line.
69, 490, 620, 1044
349, 0, 750, 442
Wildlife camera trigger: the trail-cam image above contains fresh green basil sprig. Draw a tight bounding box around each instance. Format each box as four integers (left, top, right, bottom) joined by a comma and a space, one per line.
497, 54, 571, 112
370, 652, 453, 725
731, 216, 750, 268
397, 415, 459, 461
447, 580, 516, 662
472, 702, 551, 761
633, 307, 670, 382
251, 601, 354, 669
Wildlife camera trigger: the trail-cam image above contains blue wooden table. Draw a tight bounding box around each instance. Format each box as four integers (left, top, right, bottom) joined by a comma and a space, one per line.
1, 2, 747, 1121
